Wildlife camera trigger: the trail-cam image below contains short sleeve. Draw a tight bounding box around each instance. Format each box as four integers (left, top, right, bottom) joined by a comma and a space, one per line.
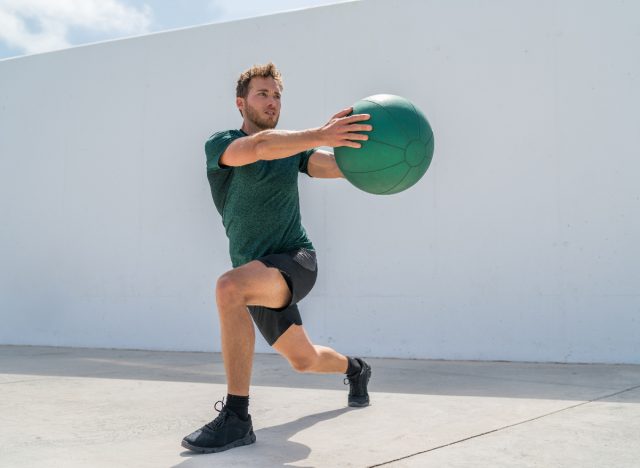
298, 148, 317, 177
205, 130, 242, 173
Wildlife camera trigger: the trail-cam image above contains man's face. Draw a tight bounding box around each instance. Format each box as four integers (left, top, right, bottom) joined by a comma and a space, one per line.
239, 76, 282, 130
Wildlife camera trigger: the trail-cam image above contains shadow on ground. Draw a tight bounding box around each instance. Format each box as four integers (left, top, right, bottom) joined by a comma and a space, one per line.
173, 407, 352, 467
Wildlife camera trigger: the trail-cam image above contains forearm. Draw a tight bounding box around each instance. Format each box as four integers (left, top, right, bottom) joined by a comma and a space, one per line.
307, 150, 345, 179
322, 164, 344, 179
254, 128, 323, 161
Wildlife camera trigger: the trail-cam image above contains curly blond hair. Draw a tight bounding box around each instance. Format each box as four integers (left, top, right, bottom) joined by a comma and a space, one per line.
235, 62, 284, 98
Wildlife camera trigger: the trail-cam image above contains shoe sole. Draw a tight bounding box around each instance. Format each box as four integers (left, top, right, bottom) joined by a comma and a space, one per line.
181, 431, 256, 454
348, 399, 370, 407
348, 364, 372, 407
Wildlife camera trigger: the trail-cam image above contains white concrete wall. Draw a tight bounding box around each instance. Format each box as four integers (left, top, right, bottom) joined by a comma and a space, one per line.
1, 0, 639, 363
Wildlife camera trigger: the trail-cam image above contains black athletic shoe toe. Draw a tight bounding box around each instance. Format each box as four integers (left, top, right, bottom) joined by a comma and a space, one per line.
181, 399, 256, 454
344, 357, 371, 407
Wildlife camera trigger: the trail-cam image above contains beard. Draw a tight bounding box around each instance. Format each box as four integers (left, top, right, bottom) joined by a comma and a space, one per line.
244, 103, 279, 130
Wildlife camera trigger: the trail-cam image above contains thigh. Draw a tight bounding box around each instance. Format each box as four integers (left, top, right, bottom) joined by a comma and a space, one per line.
256, 248, 318, 307
222, 260, 292, 310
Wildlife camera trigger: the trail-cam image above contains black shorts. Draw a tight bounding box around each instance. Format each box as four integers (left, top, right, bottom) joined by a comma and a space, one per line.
247, 247, 318, 346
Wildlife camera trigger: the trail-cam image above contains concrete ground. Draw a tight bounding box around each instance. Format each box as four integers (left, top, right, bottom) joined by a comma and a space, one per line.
1, 345, 639, 468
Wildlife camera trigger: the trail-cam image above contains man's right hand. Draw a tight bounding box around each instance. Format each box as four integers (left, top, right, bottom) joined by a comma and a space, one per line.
318, 107, 373, 149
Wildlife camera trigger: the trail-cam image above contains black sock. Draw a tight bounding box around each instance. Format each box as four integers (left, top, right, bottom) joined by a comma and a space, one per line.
345, 356, 361, 377
225, 393, 249, 420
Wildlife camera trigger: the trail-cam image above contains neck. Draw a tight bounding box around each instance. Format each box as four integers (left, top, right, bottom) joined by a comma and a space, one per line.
240, 120, 263, 135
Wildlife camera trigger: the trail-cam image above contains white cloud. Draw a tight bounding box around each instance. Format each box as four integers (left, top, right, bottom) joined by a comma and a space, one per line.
0, 0, 152, 55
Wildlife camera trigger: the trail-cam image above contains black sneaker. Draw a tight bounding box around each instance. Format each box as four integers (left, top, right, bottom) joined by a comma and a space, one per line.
181, 399, 256, 454
344, 357, 371, 407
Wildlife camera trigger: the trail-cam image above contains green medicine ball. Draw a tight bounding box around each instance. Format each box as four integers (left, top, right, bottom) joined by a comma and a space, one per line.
334, 94, 434, 195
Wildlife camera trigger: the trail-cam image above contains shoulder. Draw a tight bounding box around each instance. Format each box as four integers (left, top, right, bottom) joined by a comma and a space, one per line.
205, 129, 245, 172
206, 129, 244, 146
205, 129, 245, 155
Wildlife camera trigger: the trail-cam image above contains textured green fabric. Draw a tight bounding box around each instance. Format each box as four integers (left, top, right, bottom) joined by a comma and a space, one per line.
205, 129, 316, 268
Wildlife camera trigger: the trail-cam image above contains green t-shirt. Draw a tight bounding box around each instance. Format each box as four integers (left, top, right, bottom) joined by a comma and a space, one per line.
205, 129, 316, 268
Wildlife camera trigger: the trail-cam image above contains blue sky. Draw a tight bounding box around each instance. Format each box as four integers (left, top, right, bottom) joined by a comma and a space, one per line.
0, 0, 351, 61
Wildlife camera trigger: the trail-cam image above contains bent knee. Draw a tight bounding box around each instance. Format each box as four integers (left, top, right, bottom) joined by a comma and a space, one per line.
216, 273, 245, 306
289, 354, 318, 373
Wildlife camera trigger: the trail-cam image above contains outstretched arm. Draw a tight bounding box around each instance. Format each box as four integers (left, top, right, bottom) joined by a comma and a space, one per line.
307, 150, 344, 179
219, 107, 372, 167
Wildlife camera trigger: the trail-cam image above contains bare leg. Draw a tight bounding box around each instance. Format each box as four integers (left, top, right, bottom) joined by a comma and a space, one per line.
216, 261, 292, 395
216, 296, 255, 395
308, 344, 349, 373
273, 324, 349, 374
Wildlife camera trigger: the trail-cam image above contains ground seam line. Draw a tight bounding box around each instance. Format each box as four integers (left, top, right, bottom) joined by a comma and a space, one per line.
367, 383, 640, 468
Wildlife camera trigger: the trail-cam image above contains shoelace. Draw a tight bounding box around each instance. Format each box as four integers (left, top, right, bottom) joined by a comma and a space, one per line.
344, 372, 364, 396
205, 398, 229, 430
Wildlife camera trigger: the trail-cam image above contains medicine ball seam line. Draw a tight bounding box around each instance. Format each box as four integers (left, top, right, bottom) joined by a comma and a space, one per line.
366, 137, 406, 151
343, 133, 433, 175
379, 144, 432, 194
342, 160, 406, 174
362, 99, 413, 142
379, 166, 412, 195
373, 97, 420, 140
422, 133, 434, 150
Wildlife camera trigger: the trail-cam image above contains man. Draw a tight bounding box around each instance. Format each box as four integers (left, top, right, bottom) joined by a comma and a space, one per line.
182, 62, 373, 454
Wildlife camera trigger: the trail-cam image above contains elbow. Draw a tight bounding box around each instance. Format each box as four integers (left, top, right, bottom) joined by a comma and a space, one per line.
254, 139, 267, 160
252, 132, 271, 160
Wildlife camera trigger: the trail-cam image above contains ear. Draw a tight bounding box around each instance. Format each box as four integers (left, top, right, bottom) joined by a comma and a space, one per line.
236, 96, 244, 116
